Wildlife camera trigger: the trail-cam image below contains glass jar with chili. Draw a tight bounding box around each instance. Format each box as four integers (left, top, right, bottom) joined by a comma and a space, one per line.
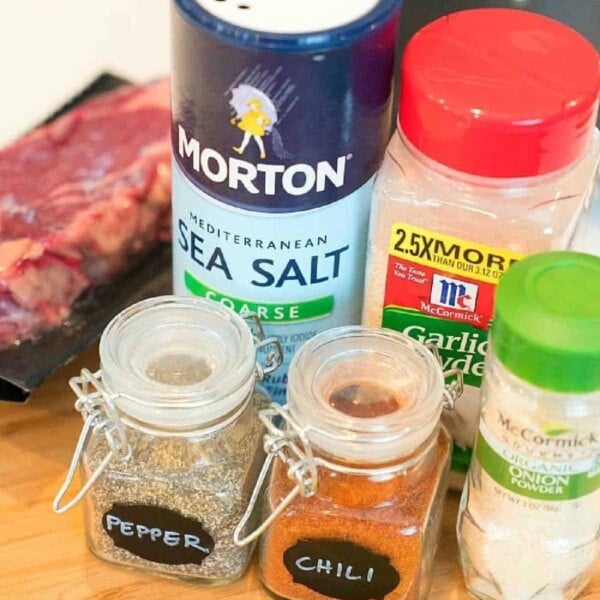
235, 326, 463, 600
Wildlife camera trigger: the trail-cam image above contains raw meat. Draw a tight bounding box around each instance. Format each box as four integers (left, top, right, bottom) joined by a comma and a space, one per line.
0, 79, 171, 349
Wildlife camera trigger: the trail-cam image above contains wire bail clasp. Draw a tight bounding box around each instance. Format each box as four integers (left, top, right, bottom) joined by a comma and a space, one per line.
241, 310, 284, 381
241, 310, 266, 342
426, 343, 464, 410
255, 337, 284, 381
52, 369, 132, 514
233, 404, 317, 547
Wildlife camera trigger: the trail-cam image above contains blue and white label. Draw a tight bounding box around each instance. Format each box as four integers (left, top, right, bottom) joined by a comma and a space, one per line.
173, 163, 372, 401
171, 2, 397, 211
171, 0, 398, 399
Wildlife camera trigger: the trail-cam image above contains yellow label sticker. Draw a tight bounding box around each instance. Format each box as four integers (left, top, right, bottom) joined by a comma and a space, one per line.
389, 223, 523, 285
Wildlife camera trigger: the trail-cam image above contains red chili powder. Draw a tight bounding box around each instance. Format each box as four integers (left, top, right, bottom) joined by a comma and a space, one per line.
259, 428, 451, 599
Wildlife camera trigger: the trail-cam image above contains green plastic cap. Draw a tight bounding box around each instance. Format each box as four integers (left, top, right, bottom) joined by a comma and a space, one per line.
493, 251, 600, 393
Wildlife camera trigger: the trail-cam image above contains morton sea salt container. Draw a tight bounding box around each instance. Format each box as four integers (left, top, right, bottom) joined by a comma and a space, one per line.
171, 0, 402, 401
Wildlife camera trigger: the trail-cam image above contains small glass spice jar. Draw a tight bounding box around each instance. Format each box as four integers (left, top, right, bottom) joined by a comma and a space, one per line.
235, 326, 463, 600
457, 252, 600, 600
53, 296, 282, 584
362, 8, 600, 488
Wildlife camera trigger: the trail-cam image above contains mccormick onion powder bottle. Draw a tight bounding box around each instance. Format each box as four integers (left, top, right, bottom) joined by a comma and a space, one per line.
457, 251, 600, 600
170, 0, 402, 402
362, 9, 600, 487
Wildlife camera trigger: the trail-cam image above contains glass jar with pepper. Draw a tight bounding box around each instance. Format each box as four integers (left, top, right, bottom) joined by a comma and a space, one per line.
53, 296, 283, 584
235, 326, 463, 600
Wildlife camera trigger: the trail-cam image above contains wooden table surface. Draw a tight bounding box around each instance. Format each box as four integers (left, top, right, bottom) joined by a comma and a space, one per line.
1, 345, 599, 600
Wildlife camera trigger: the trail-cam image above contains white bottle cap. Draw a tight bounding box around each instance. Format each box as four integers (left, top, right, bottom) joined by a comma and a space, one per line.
194, 0, 379, 34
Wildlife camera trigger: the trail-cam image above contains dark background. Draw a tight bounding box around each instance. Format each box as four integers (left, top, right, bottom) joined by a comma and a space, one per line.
397, 0, 599, 49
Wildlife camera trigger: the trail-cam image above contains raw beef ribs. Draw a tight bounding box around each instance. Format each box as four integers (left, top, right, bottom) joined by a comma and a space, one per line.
0, 79, 171, 349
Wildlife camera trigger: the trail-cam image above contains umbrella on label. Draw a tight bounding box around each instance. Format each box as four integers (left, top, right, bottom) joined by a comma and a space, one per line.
229, 84, 278, 130
229, 84, 289, 160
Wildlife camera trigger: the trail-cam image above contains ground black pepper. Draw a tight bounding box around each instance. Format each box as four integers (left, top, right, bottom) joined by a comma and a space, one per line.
82, 389, 268, 582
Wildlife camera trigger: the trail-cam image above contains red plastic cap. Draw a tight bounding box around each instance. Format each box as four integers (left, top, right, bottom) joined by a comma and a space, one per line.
399, 9, 600, 178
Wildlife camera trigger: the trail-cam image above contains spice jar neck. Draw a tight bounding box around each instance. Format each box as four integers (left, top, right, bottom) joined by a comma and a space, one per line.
286, 326, 445, 465
486, 349, 600, 416
394, 128, 597, 194
111, 382, 257, 436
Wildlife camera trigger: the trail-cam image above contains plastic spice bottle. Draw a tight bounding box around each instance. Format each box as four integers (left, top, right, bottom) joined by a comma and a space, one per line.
362, 8, 600, 487
235, 326, 463, 600
457, 251, 600, 600
53, 296, 282, 584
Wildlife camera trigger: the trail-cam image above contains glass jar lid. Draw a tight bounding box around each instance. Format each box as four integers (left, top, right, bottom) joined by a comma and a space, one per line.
287, 326, 446, 464
99, 296, 259, 430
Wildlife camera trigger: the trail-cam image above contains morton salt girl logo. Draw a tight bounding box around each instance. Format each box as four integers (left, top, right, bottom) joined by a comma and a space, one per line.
176, 71, 350, 202
230, 86, 277, 160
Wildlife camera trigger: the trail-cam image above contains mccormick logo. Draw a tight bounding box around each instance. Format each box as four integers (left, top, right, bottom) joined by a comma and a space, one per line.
431, 274, 478, 312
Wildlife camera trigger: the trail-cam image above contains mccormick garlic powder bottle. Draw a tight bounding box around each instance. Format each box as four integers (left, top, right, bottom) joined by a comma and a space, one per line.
363, 9, 600, 486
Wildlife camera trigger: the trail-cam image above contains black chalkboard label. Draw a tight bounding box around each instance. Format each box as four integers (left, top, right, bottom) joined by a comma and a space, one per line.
283, 538, 400, 600
102, 503, 215, 565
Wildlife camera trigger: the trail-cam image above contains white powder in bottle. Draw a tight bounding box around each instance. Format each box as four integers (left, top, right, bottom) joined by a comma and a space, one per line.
457, 252, 600, 599
458, 366, 600, 599
363, 130, 600, 489
362, 9, 600, 488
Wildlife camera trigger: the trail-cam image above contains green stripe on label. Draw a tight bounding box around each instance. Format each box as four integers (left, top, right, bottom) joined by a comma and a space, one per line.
451, 444, 472, 474
185, 271, 334, 324
476, 432, 600, 501
382, 307, 487, 387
